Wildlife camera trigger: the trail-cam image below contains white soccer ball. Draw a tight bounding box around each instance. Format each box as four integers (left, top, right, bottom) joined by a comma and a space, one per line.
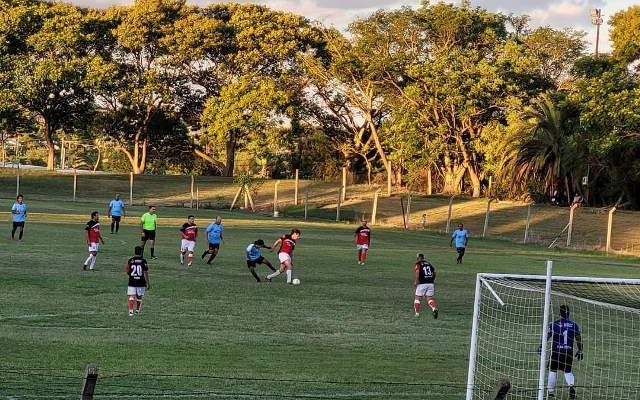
292, 278, 301, 285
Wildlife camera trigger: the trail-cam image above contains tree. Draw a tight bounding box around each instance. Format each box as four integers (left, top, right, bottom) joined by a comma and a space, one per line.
610, 5, 640, 64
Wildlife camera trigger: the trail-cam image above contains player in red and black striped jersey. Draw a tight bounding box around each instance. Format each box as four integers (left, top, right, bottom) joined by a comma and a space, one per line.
413, 253, 438, 319
354, 221, 371, 265
266, 229, 301, 284
83, 211, 105, 271
124, 246, 150, 316
179, 215, 198, 266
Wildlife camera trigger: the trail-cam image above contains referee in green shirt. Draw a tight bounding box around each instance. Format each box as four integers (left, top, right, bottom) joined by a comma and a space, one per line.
140, 205, 158, 259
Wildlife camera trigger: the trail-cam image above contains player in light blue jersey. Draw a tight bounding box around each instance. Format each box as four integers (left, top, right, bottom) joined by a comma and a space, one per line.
11, 194, 27, 241
245, 239, 276, 282
108, 194, 126, 234
449, 223, 469, 264
201, 215, 223, 265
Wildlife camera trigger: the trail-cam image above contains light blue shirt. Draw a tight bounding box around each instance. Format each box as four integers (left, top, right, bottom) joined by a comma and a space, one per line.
109, 199, 125, 217
452, 229, 469, 248
246, 244, 262, 261
206, 223, 223, 244
12, 202, 27, 223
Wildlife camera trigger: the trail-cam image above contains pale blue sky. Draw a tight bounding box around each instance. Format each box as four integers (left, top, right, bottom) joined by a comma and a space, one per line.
72, 0, 637, 52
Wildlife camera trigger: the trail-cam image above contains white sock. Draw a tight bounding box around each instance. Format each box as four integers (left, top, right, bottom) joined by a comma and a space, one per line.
84, 254, 93, 266
267, 270, 281, 279
547, 371, 557, 393
286, 270, 292, 283
180, 252, 184, 262
564, 372, 575, 387
90, 254, 97, 269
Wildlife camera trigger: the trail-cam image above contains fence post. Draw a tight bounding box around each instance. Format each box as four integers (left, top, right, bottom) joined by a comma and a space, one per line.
81, 364, 99, 400
487, 176, 493, 198
16, 161, 20, 196
190, 175, 195, 208
342, 167, 347, 202
73, 169, 78, 202
196, 187, 199, 210
371, 190, 381, 225
230, 185, 243, 210
523, 204, 532, 244
446, 195, 455, 233
304, 185, 309, 221
566, 204, 579, 247
129, 172, 134, 206
387, 161, 392, 197
606, 206, 617, 254
482, 199, 493, 238
407, 195, 412, 226
246, 186, 256, 212
294, 169, 299, 206
273, 180, 280, 217
336, 188, 342, 222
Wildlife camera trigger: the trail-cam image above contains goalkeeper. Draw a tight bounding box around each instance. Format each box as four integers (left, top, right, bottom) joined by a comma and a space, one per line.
544, 305, 583, 399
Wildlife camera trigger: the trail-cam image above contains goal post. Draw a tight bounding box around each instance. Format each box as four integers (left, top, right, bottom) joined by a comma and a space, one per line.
466, 263, 640, 400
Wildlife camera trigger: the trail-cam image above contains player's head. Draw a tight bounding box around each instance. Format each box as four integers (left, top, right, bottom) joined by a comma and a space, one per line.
215, 215, 222, 224
187, 215, 195, 223
255, 239, 265, 247
560, 305, 570, 318
134, 246, 143, 256
91, 211, 99, 221
148, 205, 156, 214
416, 253, 425, 261
16, 194, 23, 203
361, 220, 368, 226
115, 193, 120, 200
458, 223, 464, 229
290, 228, 301, 240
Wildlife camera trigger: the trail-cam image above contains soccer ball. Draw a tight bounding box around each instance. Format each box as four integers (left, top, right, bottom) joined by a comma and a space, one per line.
292, 278, 301, 285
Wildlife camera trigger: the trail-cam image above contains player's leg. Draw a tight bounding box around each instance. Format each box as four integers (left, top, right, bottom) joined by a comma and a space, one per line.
201, 243, 210, 259
247, 261, 261, 282
206, 244, 219, 264
149, 238, 156, 258
11, 222, 17, 240
361, 248, 368, 264
414, 285, 426, 316
135, 288, 145, 314
114, 216, 121, 233
18, 222, 24, 240
187, 241, 194, 266
266, 254, 288, 281
261, 257, 276, 272
127, 287, 135, 316
426, 284, 438, 318
89, 250, 98, 270
285, 261, 293, 284
110, 217, 115, 234
547, 354, 560, 396
563, 357, 576, 399
140, 231, 148, 251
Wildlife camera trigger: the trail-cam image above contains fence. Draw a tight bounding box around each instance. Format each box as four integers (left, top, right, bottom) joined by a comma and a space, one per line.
0, 166, 638, 257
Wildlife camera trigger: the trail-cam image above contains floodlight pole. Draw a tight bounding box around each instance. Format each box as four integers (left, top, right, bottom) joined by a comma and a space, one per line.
590, 9, 603, 57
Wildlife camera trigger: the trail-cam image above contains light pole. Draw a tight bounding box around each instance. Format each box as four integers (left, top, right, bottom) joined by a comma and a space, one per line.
590, 9, 603, 57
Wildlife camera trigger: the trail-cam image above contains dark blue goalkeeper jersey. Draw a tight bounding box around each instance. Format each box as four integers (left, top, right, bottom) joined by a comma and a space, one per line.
548, 318, 581, 353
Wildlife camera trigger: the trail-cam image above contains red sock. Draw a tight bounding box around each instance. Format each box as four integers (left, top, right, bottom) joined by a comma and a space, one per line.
136, 299, 142, 311
357, 250, 362, 262
361, 251, 367, 262
428, 299, 437, 311
414, 300, 421, 313
128, 296, 134, 312
187, 254, 193, 264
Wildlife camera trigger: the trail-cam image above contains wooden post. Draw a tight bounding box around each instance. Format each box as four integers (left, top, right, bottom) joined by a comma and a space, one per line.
445, 195, 455, 233
427, 166, 432, 195
246, 186, 256, 212
566, 203, 579, 247
487, 176, 493, 198
482, 199, 493, 238
230, 185, 243, 210
387, 161, 392, 197
523, 204, 532, 244
16, 161, 20, 196
81, 364, 99, 400
129, 172, 134, 206
196, 187, 199, 210
304, 185, 309, 221
372, 190, 380, 225
73, 169, 78, 202
294, 169, 299, 205
190, 175, 195, 208
606, 206, 617, 254
341, 167, 347, 202
336, 188, 342, 222
407, 195, 412, 226
273, 180, 280, 217
244, 191, 249, 209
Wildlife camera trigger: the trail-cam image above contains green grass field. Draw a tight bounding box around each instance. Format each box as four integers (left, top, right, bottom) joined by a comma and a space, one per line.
1, 198, 639, 399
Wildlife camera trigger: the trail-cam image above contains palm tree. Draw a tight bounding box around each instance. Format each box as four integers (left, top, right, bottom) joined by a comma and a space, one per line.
502, 94, 580, 200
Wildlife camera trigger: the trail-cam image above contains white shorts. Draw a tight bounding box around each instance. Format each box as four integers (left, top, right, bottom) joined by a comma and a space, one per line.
127, 286, 146, 297
278, 252, 292, 264
88, 242, 100, 253
415, 283, 435, 297
356, 244, 369, 250
181, 239, 196, 252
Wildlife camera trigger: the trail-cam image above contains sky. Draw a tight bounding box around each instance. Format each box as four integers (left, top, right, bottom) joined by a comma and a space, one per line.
71, 0, 637, 53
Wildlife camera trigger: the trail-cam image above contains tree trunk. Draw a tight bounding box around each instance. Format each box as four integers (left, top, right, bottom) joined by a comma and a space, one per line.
43, 122, 55, 171
426, 166, 432, 195
225, 132, 237, 177
441, 153, 465, 194
466, 166, 481, 198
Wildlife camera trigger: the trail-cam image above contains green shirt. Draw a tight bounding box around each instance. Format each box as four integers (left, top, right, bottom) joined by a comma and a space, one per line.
141, 212, 157, 231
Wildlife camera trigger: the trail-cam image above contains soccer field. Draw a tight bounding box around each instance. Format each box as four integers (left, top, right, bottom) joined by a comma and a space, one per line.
1, 201, 639, 399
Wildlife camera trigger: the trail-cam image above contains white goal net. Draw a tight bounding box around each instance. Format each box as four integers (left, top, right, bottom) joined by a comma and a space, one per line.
466, 262, 640, 400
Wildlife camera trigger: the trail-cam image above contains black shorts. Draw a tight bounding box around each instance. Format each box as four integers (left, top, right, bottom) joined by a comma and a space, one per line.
246, 256, 265, 268
142, 229, 156, 241
12, 221, 25, 228
549, 352, 573, 372
208, 243, 220, 250
111, 216, 122, 222
456, 247, 466, 256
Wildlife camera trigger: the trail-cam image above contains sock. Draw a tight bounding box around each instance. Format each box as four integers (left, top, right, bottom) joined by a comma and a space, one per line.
136, 298, 142, 312
414, 299, 421, 314
11, 226, 16, 239
207, 252, 217, 264
18, 227, 23, 240
265, 261, 276, 272
128, 296, 134, 312
547, 371, 557, 393
286, 269, 292, 283
89, 254, 97, 270
564, 372, 575, 387
180, 252, 185, 263
361, 251, 367, 262
115, 220, 120, 233
201, 250, 208, 259
267, 270, 281, 279
358, 250, 362, 262
187, 253, 193, 265
150, 247, 155, 257
427, 298, 437, 311
249, 267, 261, 282
111, 221, 115, 233
84, 254, 93, 266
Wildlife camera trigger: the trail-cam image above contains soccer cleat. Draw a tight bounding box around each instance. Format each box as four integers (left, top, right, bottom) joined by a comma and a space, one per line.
83, 264, 87, 270
432, 308, 439, 319
265, 276, 272, 282
547, 393, 555, 398
414, 312, 420, 317
151, 256, 158, 260
128, 311, 134, 317
569, 387, 576, 399
187, 262, 192, 267
135, 309, 141, 315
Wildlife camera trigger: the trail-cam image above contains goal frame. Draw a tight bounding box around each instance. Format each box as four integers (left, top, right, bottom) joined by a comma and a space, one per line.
465, 261, 640, 400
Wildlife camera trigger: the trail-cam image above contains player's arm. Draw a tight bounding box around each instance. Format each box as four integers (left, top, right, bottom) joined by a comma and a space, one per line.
464, 232, 469, 246
144, 270, 150, 289
140, 217, 145, 232
124, 262, 130, 275
271, 238, 282, 252
85, 224, 91, 244
431, 265, 436, 280
450, 233, 454, 247
99, 231, 105, 244
575, 330, 584, 359
413, 264, 419, 286
107, 203, 112, 218
122, 202, 126, 218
